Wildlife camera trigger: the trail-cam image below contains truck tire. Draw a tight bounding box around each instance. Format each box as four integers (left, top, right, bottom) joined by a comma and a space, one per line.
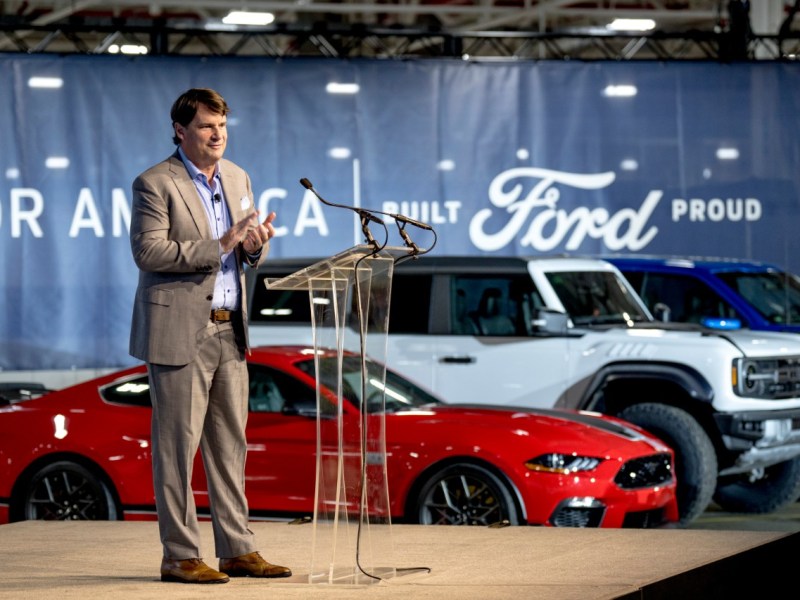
618, 403, 717, 526
713, 457, 800, 514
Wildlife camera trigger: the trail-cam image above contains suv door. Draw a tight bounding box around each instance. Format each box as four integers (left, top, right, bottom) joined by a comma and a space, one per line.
248, 262, 575, 406
415, 271, 571, 406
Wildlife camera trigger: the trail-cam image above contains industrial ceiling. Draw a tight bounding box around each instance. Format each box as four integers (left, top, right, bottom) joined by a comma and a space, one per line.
1, 1, 798, 60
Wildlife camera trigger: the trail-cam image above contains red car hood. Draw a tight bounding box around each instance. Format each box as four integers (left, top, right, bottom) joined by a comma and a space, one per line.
387, 403, 671, 455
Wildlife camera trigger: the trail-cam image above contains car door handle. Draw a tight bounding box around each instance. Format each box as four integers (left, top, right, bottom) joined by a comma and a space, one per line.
439, 355, 476, 364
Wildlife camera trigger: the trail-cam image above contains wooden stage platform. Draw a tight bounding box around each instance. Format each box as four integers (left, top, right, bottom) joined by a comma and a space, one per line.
0, 520, 794, 599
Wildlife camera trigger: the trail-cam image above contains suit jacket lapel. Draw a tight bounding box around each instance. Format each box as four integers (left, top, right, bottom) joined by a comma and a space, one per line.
220, 162, 247, 224
168, 153, 212, 238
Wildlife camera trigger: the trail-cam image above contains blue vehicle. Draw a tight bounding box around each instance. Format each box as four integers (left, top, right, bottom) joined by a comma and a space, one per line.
607, 256, 800, 333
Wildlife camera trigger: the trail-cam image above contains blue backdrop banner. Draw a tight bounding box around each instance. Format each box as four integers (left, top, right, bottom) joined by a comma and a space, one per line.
2, 55, 800, 371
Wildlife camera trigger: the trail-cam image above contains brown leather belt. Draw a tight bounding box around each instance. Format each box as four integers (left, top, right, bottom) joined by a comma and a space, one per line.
210, 309, 236, 322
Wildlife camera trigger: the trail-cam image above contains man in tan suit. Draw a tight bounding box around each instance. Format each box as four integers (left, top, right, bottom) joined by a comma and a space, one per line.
129, 88, 291, 584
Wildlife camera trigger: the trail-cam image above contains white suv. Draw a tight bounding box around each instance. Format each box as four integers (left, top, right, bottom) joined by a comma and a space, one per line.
246, 255, 800, 526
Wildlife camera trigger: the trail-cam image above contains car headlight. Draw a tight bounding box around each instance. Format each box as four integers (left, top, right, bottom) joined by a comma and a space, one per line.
525, 453, 603, 474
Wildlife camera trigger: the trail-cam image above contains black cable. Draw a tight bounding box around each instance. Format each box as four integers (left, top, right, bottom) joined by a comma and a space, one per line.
352, 250, 383, 582
350, 251, 434, 582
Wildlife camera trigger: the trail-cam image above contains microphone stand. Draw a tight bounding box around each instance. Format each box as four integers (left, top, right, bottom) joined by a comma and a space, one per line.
396, 222, 419, 255
360, 212, 382, 253
392, 214, 437, 265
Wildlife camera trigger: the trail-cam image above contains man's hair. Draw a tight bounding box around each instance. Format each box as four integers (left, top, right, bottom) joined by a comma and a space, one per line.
170, 88, 230, 145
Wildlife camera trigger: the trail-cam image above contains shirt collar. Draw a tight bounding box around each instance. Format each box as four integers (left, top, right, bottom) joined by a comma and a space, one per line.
177, 146, 221, 184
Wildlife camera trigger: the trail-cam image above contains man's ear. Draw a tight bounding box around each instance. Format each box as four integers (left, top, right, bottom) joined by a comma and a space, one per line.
174, 123, 184, 141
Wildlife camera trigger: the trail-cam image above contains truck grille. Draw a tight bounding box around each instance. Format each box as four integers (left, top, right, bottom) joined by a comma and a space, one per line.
735, 357, 800, 399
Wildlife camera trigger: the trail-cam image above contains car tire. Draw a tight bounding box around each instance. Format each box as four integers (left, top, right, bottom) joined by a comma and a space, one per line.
618, 403, 717, 526
712, 457, 800, 514
413, 462, 521, 526
18, 460, 119, 521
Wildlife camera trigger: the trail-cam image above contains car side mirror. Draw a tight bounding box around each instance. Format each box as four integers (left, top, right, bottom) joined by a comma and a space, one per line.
653, 302, 671, 322
532, 309, 570, 334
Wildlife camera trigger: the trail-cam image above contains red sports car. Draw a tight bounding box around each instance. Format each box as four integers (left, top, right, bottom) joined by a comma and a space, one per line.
0, 346, 678, 528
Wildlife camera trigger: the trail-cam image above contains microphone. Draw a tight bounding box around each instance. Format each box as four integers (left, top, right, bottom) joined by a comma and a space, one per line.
391, 213, 433, 231
299, 177, 436, 257
213, 193, 221, 203
299, 178, 384, 225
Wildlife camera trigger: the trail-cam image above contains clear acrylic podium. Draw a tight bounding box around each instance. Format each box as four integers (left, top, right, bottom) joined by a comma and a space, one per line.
265, 244, 413, 585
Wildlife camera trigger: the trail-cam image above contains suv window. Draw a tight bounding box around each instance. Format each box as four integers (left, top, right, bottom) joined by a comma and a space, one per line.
717, 271, 800, 325
386, 274, 432, 334
451, 274, 541, 336
632, 272, 741, 324
251, 271, 433, 334
546, 270, 646, 325
251, 267, 543, 337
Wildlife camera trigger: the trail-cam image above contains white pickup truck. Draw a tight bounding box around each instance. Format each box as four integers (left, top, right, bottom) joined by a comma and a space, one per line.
246, 254, 800, 526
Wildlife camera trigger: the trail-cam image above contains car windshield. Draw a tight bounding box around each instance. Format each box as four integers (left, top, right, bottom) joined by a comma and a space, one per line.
717, 271, 800, 325
295, 355, 442, 412
545, 271, 650, 326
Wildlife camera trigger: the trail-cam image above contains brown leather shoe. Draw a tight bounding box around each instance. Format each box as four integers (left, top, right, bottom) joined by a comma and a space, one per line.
219, 551, 292, 578
160, 558, 230, 584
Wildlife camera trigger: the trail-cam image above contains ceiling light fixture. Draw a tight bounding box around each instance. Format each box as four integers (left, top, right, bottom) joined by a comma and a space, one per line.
45, 156, 70, 169
328, 147, 352, 159
602, 84, 637, 98
108, 44, 148, 55
607, 19, 656, 32
28, 76, 63, 89
326, 82, 360, 94
222, 11, 275, 26
716, 147, 740, 160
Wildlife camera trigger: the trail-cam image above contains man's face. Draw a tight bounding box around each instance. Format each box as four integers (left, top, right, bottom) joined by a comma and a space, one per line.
174, 103, 227, 171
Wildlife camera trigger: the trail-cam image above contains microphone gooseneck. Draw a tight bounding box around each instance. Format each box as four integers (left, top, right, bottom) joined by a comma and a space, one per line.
298, 177, 437, 258
298, 178, 384, 225
299, 178, 386, 251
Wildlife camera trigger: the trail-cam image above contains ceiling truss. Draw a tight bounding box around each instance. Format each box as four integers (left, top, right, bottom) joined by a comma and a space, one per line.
0, 1, 798, 60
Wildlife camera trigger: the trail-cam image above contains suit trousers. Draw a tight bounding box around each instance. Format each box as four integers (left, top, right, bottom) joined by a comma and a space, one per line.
148, 320, 256, 560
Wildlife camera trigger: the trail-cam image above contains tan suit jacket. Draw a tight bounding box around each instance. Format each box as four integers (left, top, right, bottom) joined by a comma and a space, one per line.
129, 152, 265, 365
